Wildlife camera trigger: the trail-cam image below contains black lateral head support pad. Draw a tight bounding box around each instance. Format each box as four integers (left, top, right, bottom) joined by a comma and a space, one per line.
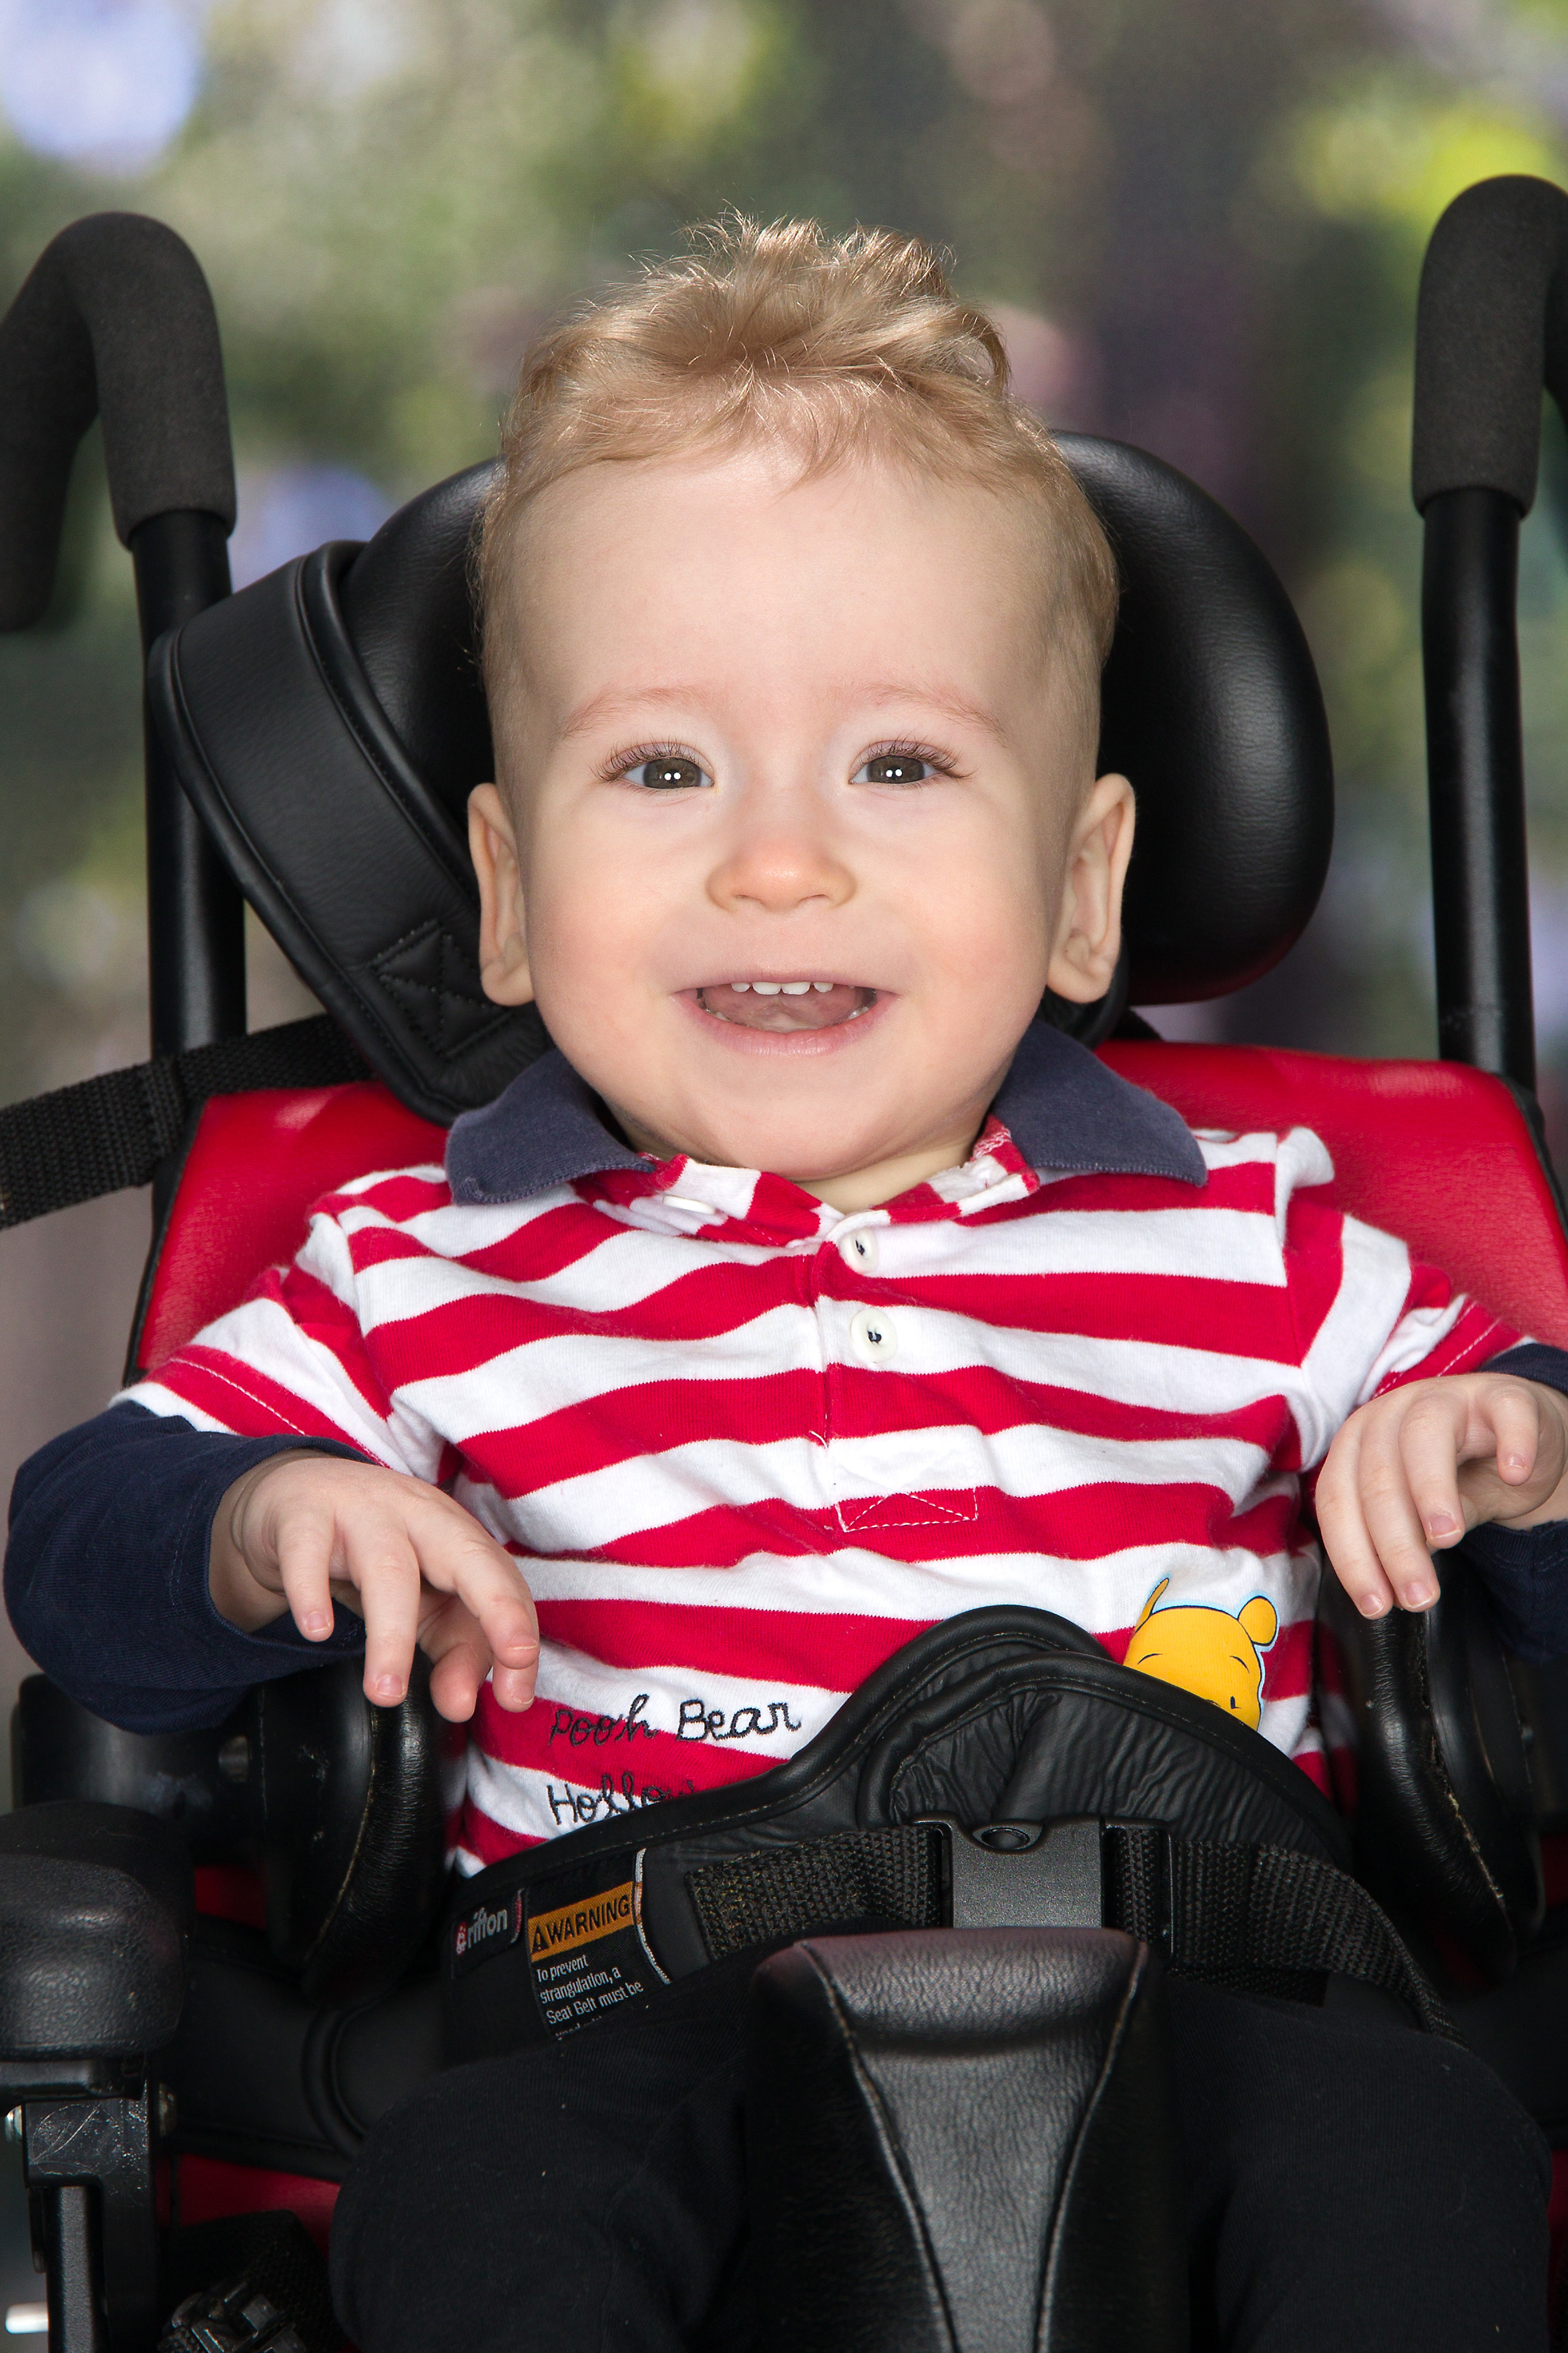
748, 1926, 1187, 2353
0, 1800, 193, 2059
1060, 435, 1333, 1006
152, 438, 1332, 1120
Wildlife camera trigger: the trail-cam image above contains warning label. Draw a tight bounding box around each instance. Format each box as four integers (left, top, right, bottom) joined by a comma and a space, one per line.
523, 1859, 660, 2039
527, 1881, 634, 1962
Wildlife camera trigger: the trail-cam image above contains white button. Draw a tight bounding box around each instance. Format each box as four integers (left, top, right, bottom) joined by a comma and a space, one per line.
850, 1305, 898, 1365
841, 1227, 880, 1274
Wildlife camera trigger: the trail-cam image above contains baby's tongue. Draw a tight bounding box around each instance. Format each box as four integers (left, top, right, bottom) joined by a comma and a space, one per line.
700, 982, 868, 1031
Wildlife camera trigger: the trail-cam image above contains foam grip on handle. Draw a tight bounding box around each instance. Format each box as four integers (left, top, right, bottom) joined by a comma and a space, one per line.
0, 210, 235, 630
1412, 174, 1568, 514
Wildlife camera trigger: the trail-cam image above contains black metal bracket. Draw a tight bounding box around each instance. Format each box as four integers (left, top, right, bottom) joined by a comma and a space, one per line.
8, 2085, 160, 2353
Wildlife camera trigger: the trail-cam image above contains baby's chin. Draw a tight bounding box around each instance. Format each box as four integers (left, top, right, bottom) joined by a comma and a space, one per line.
615, 1094, 960, 1189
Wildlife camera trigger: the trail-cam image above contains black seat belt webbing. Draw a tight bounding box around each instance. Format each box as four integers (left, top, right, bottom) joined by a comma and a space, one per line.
0, 1014, 368, 1231
687, 1825, 943, 1958
686, 1821, 1457, 2039
1106, 1823, 1457, 2039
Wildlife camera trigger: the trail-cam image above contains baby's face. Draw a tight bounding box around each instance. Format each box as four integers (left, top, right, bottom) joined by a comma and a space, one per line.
471, 449, 1131, 1203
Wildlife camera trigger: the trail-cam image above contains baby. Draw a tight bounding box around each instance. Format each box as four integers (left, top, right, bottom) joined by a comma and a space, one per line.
8, 218, 1566, 2352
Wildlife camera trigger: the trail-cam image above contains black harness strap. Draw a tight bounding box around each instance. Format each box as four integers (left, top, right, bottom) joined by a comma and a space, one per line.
687, 1824, 943, 1958
688, 1821, 1458, 2040
0, 1014, 368, 1229
1110, 1825, 1458, 2038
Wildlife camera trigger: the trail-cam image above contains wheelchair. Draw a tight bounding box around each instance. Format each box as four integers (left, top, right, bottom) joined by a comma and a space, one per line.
2, 176, 1568, 2350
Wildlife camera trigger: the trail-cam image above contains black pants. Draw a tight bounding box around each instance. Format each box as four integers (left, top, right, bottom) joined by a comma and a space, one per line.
331, 1963, 1551, 2353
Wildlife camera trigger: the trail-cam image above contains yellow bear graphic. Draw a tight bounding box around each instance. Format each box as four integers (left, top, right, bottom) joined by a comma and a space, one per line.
1123, 1577, 1279, 1730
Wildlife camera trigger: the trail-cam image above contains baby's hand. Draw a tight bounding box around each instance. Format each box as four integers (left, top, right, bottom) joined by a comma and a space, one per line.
210, 1452, 539, 1723
1317, 1373, 1568, 1619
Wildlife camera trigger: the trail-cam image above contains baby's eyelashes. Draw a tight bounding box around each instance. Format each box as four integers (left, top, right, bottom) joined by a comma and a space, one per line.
597, 742, 714, 791
850, 741, 957, 785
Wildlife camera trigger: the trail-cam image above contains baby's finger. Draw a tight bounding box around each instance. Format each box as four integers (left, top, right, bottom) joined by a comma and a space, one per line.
1356, 1412, 1442, 1609
1476, 1379, 1542, 1486
407, 1502, 539, 1708
1316, 1425, 1396, 1618
1394, 1387, 1469, 1548
272, 1508, 340, 1642
419, 1597, 493, 1723
342, 1520, 423, 1706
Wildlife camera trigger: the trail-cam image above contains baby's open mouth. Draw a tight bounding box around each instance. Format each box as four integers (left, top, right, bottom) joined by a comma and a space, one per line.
692, 980, 877, 1032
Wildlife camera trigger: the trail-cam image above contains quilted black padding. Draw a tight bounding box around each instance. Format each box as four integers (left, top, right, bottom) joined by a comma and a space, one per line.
748, 1927, 1186, 2353
151, 440, 1334, 1123
0, 1801, 192, 2057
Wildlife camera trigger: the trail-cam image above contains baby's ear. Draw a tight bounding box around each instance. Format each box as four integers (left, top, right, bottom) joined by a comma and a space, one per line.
1239, 1596, 1278, 1651
469, 783, 535, 1006
1045, 771, 1135, 1005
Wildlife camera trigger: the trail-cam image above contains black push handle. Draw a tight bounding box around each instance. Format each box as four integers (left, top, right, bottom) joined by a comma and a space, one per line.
1413, 174, 1568, 515
1412, 176, 1568, 1092
0, 210, 236, 632
0, 212, 244, 1070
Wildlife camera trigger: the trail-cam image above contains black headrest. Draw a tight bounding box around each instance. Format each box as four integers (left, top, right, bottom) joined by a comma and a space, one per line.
151, 439, 1332, 1126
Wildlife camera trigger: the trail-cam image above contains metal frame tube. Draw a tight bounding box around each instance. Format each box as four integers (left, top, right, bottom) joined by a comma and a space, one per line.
1422, 487, 1535, 1088
129, 511, 244, 1057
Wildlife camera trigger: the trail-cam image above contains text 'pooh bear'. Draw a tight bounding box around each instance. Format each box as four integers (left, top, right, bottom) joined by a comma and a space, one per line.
1123, 1576, 1279, 1730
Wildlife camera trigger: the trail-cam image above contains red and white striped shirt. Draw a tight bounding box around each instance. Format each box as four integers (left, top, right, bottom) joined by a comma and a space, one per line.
119, 1028, 1518, 1871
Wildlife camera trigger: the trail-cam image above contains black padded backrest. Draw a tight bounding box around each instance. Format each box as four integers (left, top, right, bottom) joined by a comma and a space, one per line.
150, 440, 1333, 1124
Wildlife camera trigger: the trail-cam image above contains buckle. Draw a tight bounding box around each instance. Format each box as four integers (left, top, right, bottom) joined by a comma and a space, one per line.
919, 1815, 1104, 1930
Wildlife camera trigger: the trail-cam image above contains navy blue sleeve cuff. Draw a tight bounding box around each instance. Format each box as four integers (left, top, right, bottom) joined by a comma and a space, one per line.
1457, 1343, 1568, 1662
5, 1401, 368, 1733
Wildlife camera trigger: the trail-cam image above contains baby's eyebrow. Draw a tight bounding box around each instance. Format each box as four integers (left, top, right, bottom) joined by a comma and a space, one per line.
860, 682, 1009, 741
558, 684, 705, 740
559, 680, 1009, 743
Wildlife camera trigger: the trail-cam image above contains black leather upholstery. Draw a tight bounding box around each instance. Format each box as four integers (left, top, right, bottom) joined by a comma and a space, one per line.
1062, 437, 1333, 1004
1320, 1547, 1543, 1984
251, 1654, 447, 2006
748, 1928, 1187, 2353
150, 439, 1334, 1122
162, 1919, 442, 2179
0, 1801, 192, 2058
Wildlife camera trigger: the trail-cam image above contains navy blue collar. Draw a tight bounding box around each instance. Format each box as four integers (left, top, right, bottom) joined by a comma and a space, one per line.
445, 1018, 1206, 1207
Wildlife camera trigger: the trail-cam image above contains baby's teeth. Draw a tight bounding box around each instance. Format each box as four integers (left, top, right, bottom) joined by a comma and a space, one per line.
812, 981, 832, 992
730, 982, 752, 993
752, 982, 782, 996
781, 982, 811, 996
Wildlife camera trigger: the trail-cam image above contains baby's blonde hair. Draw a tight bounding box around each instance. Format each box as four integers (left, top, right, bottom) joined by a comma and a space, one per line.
478, 216, 1118, 755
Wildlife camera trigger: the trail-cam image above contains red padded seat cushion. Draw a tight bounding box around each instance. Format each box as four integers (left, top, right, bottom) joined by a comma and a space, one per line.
138, 1082, 444, 1373
137, 1045, 1568, 1371
1104, 1042, 1568, 1347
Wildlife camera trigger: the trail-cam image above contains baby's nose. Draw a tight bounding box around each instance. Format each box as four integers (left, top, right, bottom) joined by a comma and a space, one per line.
706, 827, 854, 914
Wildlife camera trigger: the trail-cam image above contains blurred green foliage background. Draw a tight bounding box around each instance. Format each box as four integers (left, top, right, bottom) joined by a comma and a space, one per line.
5, 0, 1568, 1132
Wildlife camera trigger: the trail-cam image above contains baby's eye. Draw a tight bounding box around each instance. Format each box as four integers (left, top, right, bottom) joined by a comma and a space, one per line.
623, 755, 711, 791
852, 750, 944, 785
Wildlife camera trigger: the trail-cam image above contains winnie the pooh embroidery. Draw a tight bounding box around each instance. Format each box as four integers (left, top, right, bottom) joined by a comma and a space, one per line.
1122, 1576, 1279, 1729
